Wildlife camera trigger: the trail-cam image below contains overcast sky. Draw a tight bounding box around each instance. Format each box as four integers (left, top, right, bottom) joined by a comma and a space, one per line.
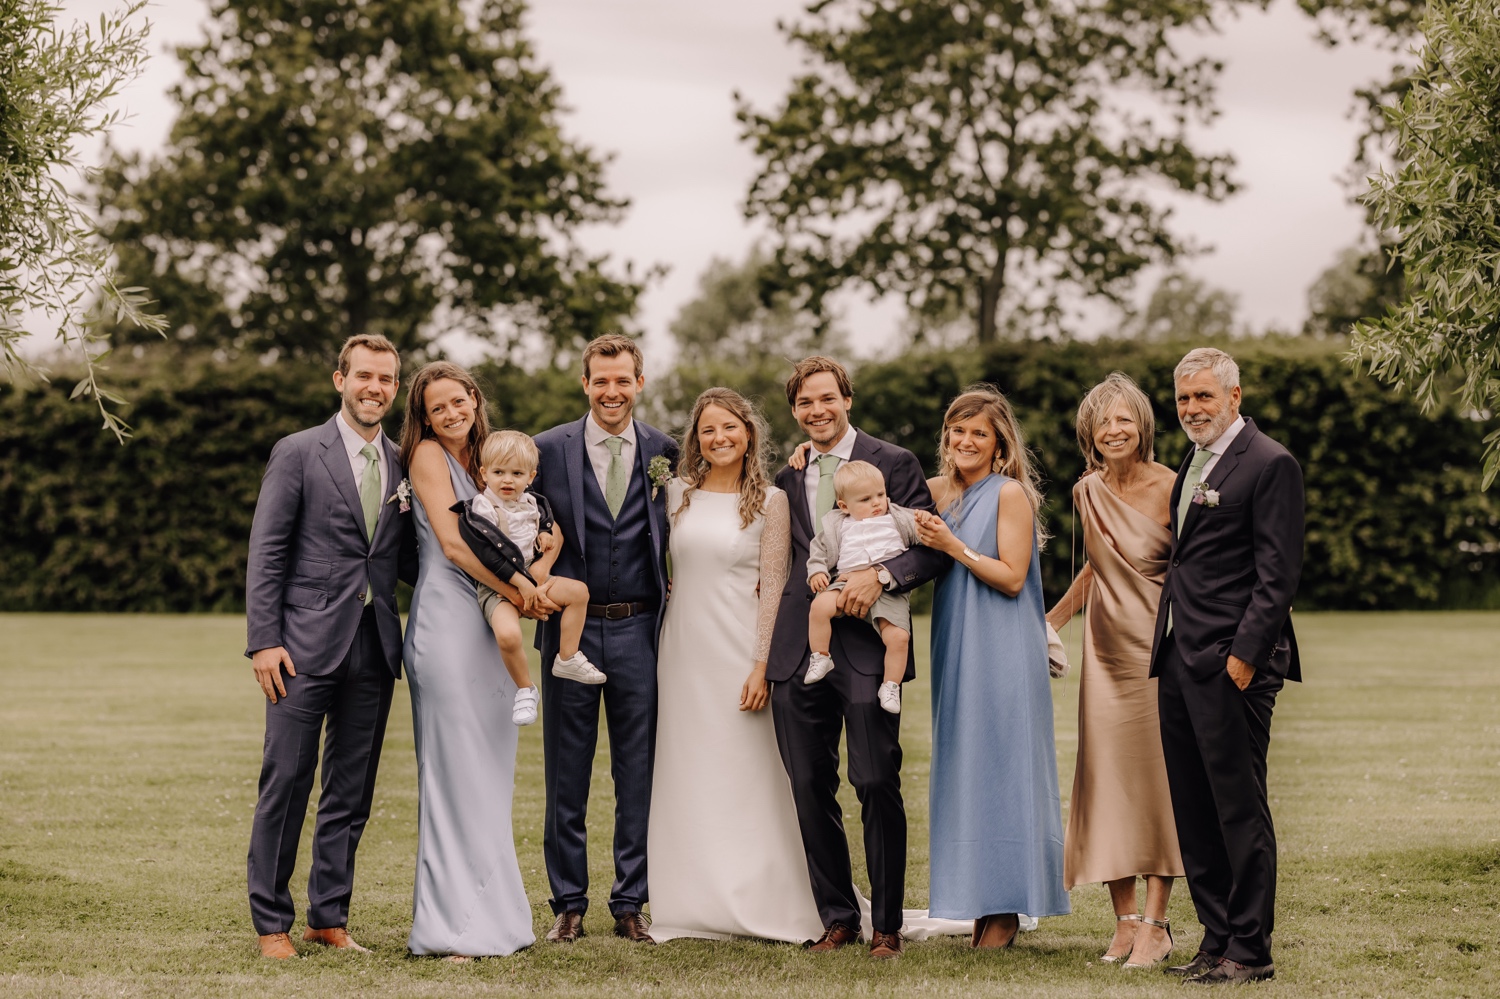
63, 0, 1396, 362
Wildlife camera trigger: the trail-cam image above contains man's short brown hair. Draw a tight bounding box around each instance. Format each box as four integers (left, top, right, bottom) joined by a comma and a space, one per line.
785, 356, 853, 407
581, 333, 645, 380
337, 334, 400, 376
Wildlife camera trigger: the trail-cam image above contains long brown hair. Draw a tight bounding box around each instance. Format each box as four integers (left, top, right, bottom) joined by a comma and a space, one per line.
676, 387, 771, 529
938, 384, 1049, 542
399, 361, 492, 486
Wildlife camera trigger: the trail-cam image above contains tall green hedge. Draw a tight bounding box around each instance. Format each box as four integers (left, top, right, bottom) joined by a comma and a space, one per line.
1, 338, 1494, 611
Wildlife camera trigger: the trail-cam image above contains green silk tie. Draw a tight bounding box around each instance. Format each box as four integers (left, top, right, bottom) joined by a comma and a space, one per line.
815, 453, 842, 523
604, 435, 628, 519
1176, 447, 1213, 536
359, 443, 381, 606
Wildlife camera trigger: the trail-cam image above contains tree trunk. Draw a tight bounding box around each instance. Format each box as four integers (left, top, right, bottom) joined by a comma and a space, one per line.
976, 244, 1008, 346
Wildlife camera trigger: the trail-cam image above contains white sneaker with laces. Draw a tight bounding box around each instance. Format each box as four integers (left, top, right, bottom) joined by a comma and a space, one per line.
512, 686, 539, 726
804, 652, 836, 684
878, 680, 901, 714
552, 651, 607, 685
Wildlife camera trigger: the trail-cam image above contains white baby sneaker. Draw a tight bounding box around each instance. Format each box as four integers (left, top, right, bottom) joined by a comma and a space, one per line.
552, 651, 607, 685
512, 686, 539, 726
804, 651, 836, 684
878, 680, 901, 715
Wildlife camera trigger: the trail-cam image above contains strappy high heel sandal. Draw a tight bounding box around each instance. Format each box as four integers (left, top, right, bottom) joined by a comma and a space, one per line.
1122, 916, 1173, 969
1100, 913, 1141, 964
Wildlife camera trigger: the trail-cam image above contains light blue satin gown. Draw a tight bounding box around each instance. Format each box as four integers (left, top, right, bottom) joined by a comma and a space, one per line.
928, 473, 1070, 920
404, 449, 535, 956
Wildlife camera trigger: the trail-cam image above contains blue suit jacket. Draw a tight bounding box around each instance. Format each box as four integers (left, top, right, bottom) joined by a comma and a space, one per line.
244, 415, 416, 676
530, 415, 678, 652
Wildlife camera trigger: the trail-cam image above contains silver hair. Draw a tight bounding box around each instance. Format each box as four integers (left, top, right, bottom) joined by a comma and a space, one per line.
1174, 347, 1240, 392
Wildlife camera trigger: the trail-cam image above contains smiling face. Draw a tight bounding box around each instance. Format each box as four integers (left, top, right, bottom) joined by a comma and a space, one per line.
793, 371, 853, 450
583, 352, 644, 435
696, 402, 748, 472
837, 477, 890, 520
1092, 400, 1143, 468
482, 459, 536, 501
333, 345, 399, 432
944, 413, 999, 482
423, 377, 478, 445
1176, 368, 1242, 447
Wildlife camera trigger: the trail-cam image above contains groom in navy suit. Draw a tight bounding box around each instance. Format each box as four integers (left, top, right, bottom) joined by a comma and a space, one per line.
768, 357, 949, 959
244, 334, 416, 959
1151, 347, 1304, 984
531, 334, 677, 945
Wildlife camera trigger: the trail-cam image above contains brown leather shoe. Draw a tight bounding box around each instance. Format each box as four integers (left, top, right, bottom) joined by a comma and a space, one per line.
1186, 957, 1275, 984
546, 911, 585, 943
258, 932, 297, 960
302, 926, 371, 953
1165, 951, 1219, 977
613, 911, 656, 944
870, 930, 904, 959
806, 922, 859, 952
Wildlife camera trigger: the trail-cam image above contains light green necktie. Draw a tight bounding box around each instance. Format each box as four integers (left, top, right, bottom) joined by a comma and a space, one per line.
1176, 447, 1213, 536
359, 443, 381, 606
815, 453, 842, 523
604, 435, 628, 519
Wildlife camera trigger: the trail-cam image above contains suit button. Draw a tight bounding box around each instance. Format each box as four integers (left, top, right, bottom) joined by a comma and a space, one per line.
1172, 559, 1180, 567
357, 592, 366, 601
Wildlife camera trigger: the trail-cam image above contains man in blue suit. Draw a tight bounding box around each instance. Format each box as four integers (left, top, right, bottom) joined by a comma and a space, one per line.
244, 334, 416, 959
531, 334, 677, 945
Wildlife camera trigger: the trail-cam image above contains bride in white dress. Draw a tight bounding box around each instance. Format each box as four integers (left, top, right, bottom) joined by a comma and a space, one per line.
647, 388, 825, 944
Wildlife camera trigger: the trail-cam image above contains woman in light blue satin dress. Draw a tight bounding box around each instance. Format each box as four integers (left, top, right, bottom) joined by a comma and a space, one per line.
399, 362, 534, 958
914, 386, 1069, 949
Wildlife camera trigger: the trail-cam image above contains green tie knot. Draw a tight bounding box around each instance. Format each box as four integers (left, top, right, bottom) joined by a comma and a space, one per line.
604, 435, 624, 456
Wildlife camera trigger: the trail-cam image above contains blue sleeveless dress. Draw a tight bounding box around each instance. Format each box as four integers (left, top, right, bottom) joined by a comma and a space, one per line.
404, 449, 535, 955
928, 473, 1070, 919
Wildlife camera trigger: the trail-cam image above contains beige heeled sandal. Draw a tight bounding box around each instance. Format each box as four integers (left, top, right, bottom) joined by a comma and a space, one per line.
1122, 915, 1173, 969
1100, 913, 1141, 964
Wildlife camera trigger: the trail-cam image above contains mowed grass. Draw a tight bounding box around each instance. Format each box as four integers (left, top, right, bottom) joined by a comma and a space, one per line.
1, 612, 1497, 998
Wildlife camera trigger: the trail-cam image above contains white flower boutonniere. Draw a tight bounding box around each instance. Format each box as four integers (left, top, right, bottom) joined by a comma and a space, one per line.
388, 477, 413, 513
648, 455, 672, 500
1191, 480, 1220, 507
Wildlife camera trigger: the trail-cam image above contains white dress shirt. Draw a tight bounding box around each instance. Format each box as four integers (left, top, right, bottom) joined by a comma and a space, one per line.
583, 413, 637, 497
336, 409, 388, 501
837, 513, 909, 571
1193, 415, 1246, 481
802, 425, 859, 523
472, 488, 542, 559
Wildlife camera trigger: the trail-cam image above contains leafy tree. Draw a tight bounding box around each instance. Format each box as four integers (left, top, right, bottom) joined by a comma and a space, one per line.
737, 0, 1239, 345
1350, 0, 1500, 487
1, 0, 165, 438
1303, 242, 1404, 336
1127, 271, 1242, 341
97, 0, 641, 364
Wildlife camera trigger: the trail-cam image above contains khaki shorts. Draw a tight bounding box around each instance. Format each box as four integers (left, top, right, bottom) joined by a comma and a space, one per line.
827, 578, 912, 634
476, 581, 509, 625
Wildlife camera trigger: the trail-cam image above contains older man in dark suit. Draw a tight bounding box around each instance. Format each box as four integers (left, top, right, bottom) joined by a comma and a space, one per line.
768, 356, 950, 960
244, 334, 416, 959
1150, 347, 1305, 984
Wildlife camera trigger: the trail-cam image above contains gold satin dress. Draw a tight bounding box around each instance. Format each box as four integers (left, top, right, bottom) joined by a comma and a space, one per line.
1063, 475, 1185, 888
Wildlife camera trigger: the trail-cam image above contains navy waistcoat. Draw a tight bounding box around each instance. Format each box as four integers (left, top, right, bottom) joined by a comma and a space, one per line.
580, 458, 659, 605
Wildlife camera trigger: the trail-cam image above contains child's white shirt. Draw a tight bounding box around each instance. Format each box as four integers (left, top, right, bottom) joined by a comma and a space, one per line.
472, 488, 541, 556
836, 513, 908, 571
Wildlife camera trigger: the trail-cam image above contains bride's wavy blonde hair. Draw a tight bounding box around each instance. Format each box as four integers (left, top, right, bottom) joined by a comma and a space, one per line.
675, 387, 771, 529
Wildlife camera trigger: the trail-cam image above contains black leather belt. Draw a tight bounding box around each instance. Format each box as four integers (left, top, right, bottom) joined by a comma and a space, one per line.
586, 601, 657, 620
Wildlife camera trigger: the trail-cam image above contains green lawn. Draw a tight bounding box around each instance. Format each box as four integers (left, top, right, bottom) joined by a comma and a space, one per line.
1, 612, 1496, 997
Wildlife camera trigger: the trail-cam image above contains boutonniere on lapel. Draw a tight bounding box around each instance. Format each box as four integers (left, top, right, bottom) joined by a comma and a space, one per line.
648, 455, 672, 500
387, 478, 412, 513
1191, 480, 1220, 508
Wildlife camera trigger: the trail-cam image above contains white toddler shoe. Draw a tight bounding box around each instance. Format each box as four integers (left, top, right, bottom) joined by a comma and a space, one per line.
804, 651, 836, 684
878, 680, 901, 715
513, 686, 539, 726
552, 651, 607, 685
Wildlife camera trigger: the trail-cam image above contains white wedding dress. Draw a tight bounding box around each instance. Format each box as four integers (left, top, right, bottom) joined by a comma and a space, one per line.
647, 481, 825, 943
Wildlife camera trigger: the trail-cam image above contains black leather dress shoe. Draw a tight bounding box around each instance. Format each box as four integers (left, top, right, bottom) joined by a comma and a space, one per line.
545, 911, 584, 943
1187, 957, 1275, 984
613, 911, 656, 944
1165, 951, 1219, 977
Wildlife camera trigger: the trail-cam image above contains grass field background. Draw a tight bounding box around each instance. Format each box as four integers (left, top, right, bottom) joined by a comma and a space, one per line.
1, 611, 1496, 997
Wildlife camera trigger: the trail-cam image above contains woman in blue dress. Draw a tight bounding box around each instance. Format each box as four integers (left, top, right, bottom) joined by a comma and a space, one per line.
398, 361, 535, 958
913, 385, 1070, 948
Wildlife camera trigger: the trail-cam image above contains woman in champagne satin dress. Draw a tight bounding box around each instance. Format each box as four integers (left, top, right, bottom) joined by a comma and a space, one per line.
1048, 372, 1184, 969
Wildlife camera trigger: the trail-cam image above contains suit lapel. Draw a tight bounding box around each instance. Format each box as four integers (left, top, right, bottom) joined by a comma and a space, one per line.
780, 463, 814, 546
562, 416, 589, 558
1177, 418, 1257, 546
634, 420, 663, 539
318, 417, 369, 545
